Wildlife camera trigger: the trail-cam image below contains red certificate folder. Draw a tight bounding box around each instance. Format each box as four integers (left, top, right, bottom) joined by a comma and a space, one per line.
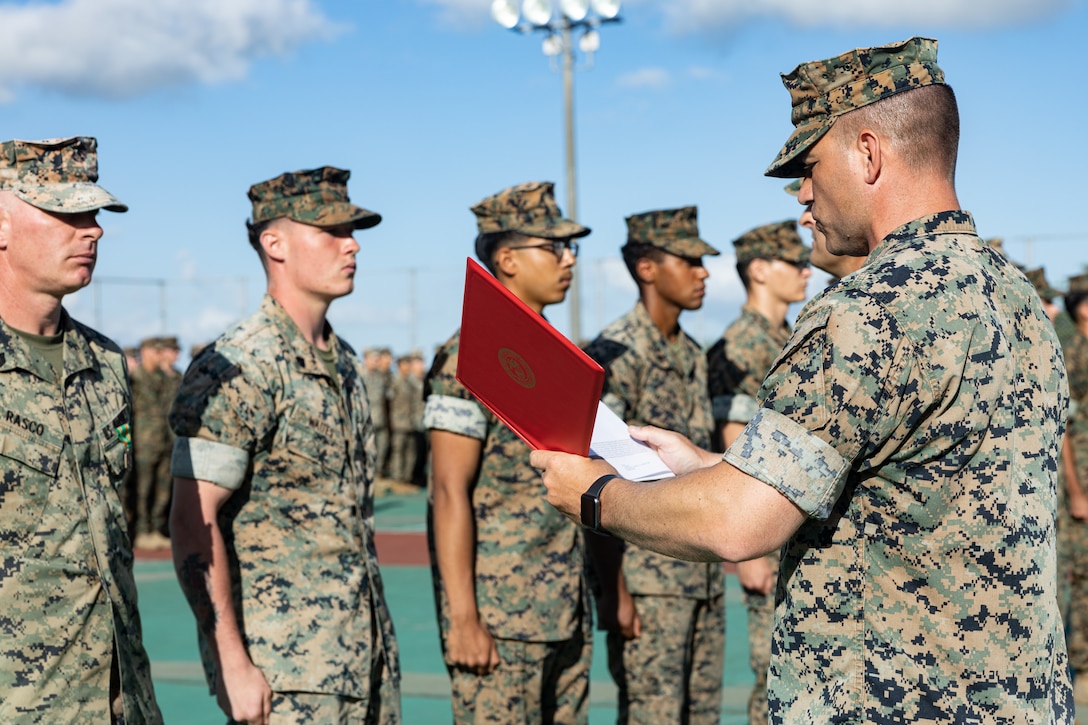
456, 257, 604, 455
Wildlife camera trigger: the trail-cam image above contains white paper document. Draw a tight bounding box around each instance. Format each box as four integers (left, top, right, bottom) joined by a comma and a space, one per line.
589, 401, 675, 482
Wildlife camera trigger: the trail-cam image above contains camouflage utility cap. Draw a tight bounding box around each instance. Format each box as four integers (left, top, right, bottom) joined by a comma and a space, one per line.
624, 206, 720, 258
1069, 273, 1088, 296
1025, 267, 1061, 302
471, 181, 589, 259
159, 335, 180, 351
766, 37, 945, 178
249, 166, 380, 229
784, 179, 802, 197
0, 136, 127, 213
734, 220, 809, 264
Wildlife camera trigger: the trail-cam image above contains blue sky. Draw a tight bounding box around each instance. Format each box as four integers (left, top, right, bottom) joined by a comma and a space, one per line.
2, 0, 1084, 361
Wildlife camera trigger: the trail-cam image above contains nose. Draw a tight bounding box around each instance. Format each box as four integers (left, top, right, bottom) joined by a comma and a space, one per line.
797, 177, 813, 206
799, 206, 815, 231
561, 246, 576, 267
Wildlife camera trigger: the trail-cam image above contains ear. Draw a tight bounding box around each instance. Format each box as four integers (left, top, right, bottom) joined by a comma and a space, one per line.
747, 258, 771, 285
634, 256, 657, 286
260, 223, 287, 263
493, 246, 519, 278
856, 128, 883, 186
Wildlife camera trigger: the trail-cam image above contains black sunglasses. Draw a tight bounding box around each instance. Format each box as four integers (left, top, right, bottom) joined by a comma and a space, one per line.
774, 257, 809, 271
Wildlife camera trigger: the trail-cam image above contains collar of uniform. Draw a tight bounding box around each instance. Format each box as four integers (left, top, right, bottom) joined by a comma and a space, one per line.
60, 310, 98, 378
740, 304, 792, 345
258, 294, 342, 381
631, 299, 694, 373
0, 308, 93, 381
868, 210, 977, 264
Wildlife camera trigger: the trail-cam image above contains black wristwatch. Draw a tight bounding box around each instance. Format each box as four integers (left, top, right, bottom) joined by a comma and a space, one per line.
580, 474, 619, 535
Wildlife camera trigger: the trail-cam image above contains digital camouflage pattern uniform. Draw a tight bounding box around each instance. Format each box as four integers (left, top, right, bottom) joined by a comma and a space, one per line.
584, 206, 725, 725
744, 38, 1073, 721
363, 348, 392, 479
705, 221, 808, 725
0, 137, 162, 723
170, 295, 401, 714
130, 340, 172, 538
388, 354, 424, 483
1061, 273, 1088, 686
425, 181, 592, 724
170, 168, 400, 722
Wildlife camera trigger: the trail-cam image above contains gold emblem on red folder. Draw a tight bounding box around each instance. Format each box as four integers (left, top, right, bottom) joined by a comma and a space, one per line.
498, 347, 536, 389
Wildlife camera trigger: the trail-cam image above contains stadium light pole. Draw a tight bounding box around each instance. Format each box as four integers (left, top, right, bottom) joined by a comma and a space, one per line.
491, 0, 622, 344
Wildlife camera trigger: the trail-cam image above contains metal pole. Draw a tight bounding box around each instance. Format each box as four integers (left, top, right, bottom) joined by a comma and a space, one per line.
159, 279, 168, 333
562, 20, 581, 344
409, 267, 418, 349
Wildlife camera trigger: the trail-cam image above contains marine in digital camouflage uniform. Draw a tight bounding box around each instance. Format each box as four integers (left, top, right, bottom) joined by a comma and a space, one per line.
169, 166, 401, 724
425, 181, 593, 724
0, 136, 162, 723
131, 336, 173, 549
1028, 268, 1078, 350
364, 347, 392, 479
705, 221, 809, 725
388, 350, 424, 484
157, 336, 182, 533
583, 206, 726, 724
530, 37, 1073, 723
1060, 272, 1088, 704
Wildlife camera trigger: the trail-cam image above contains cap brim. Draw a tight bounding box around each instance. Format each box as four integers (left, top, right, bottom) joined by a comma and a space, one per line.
301, 202, 382, 230
15, 182, 128, 213
765, 120, 833, 179
660, 238, 720, 258
520, 218, 591, 240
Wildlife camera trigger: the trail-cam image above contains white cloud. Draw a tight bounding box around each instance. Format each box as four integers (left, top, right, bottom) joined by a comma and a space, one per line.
0, 0, 340, 102
658, 0, 1070, 33
617, 67, 671, 90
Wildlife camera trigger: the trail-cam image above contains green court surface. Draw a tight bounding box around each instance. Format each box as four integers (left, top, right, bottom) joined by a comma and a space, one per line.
137, 489, 756, 723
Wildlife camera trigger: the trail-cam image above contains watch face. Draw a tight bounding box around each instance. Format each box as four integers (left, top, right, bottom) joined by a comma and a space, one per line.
580, 493, 598, 530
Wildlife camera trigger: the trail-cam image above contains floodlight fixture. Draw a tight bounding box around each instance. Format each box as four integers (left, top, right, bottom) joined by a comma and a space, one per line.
579, 29, 600, 53
559, 0, 589, 22
522, 0, 554, 26
542, 33, 563, 56
589, 0, 621, 20
491, 0, 520, 28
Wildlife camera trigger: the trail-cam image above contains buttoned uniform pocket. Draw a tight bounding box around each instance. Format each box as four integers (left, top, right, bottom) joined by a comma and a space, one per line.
0, 429, 61, 558
96, 408, 133, 537
96, 407, 132, 485
281, 407, 347, 478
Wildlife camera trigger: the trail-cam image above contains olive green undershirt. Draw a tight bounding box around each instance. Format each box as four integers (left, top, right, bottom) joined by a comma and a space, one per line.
315, 343, 339, 391
11, 326, 64, 382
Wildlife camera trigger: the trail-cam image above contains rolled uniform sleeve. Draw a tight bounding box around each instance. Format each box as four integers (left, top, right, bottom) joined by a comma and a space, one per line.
423, 339, 488, 440
728, 294, 924, 518
725, 408, 849, 519
169, 345, 273, 490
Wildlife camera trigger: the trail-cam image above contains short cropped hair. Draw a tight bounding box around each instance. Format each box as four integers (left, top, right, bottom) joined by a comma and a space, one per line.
475, 230, 530, 275
735, 258, 758, 291
834, 84, 960, 183
621, 241, 666, 285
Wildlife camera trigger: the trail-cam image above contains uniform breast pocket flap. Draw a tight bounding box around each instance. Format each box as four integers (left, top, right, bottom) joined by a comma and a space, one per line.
282, 408, 346, 475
